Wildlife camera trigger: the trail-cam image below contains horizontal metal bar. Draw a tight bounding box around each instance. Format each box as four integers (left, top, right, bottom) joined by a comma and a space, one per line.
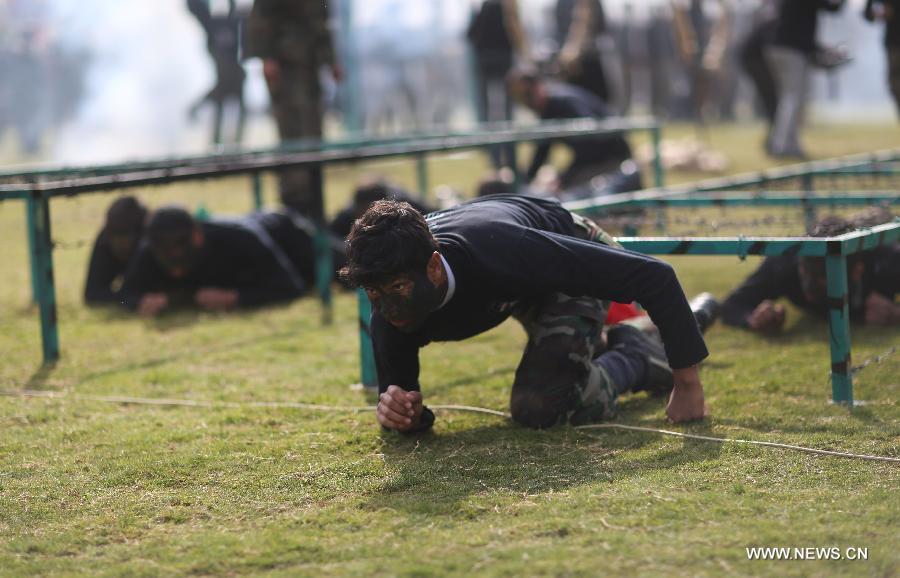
0, 118, 657, 185
616, 222, 899, 257
565, 149, 900, 214
571, 191, 900, 212
0, 119, 660, 198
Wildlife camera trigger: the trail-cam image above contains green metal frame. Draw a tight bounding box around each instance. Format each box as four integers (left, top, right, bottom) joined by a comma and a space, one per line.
1, 119, 663, 366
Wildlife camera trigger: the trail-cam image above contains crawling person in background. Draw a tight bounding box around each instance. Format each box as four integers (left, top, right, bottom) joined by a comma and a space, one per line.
329, 177, 435, 239
507, 67, 641, 202
342, 195, 713, 433
721, 212, 900, 333
120, 205, 338, 317
84, 196, 148, 305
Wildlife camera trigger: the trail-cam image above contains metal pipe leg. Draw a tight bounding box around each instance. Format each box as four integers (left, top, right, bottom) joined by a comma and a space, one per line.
651, 125, 664, 188
357, 288, 377, 389
416, 153, 429, 200
825, 254, 852, 404
252, 172, 263, 211
27, 194, 60, 364
25, 197, 39, 302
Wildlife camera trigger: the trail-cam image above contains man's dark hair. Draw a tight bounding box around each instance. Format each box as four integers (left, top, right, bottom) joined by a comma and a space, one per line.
340, 200, 439, 287
105, 196, 147, 235
147, 205, 195, 247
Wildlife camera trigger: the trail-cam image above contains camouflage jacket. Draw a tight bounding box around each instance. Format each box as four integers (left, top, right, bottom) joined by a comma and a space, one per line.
244, 0, 335, 67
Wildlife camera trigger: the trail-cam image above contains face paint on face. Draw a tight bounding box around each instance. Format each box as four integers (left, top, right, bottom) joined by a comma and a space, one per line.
366, 271, 444, 332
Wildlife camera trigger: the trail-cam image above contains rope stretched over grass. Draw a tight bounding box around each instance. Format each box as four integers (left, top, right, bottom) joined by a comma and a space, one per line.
573, 423, 900, 464
2, 388, 897, 463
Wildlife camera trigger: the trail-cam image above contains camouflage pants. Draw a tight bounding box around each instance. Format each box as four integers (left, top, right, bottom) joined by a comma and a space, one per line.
508, 212, 622, 428
266, 61, 325, 219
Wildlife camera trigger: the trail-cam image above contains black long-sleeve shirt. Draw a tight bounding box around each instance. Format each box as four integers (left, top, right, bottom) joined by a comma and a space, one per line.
119, 220, 305, 310
83, 230, 131, 304
773, 0, 844, 54
525, 82, 632, 182
372, 195, 709, 393
721, 248, 900, 327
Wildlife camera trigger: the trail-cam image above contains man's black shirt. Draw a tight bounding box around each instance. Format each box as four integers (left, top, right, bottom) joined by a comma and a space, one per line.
526, 82, 632, 182
371, 195, 709, 393
721, 248, 900, 327
774, 0, 844, 54
84, 230, 130, 304
119, 219, 305, 310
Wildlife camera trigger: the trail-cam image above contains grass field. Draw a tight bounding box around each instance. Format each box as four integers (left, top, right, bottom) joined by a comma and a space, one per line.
1, 122, 898, 577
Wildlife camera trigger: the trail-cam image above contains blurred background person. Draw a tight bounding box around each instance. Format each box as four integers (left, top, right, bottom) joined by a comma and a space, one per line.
84, 196, 148, 305
738, 1, 780, 134
466, 0, 528, 169
244, 0, 343, 220
765, 0, 846, 159
330, 177, 434, 240
864, 0, 900, 118
670, 0, 733, 124
186, 0, 247, 146
119, 205, 336, 317
554, 0, 611, 104
721, 212, 899, 334
508, 68, 640, 200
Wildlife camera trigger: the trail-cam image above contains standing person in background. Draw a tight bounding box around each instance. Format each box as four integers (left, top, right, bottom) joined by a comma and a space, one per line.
864, 0, 900, 118
555, 0, 611, 104
765, 0, 845, 159
670, 0, 733, 123
466, 0, 528, 169
244, 0, 342, 220
186, 0, 247, 146
739, 1, 780, 131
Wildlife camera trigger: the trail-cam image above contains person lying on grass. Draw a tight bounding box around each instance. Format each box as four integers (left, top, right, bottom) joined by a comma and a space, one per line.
721, 212, 900, 334
119, 205, 330, 317
84, 196, 148, 305
341, 195, 711, 433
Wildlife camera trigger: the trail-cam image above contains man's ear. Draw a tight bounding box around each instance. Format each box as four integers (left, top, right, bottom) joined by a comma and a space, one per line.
192, 227, 204, 248
426, 251, 445, 287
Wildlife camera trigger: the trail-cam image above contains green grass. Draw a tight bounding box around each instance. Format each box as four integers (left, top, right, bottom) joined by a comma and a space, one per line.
0, 122, 898, 577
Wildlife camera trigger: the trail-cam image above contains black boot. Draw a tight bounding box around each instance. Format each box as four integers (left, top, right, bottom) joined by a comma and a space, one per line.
690, 292, 720, 334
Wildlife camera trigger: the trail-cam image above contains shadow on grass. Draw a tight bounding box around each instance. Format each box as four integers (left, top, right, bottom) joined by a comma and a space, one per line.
76, 327, 299, 384
366, 393, 721, 517
23, 363, 56, 390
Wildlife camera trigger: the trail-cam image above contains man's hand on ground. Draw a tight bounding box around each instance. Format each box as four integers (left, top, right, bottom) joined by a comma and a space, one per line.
138, 293, 168, 318
864, 292, 900, 326
195, 288, 239, 312
747, 300, 786, 334
377, 385, 424, 432
666, 365, 708, 423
